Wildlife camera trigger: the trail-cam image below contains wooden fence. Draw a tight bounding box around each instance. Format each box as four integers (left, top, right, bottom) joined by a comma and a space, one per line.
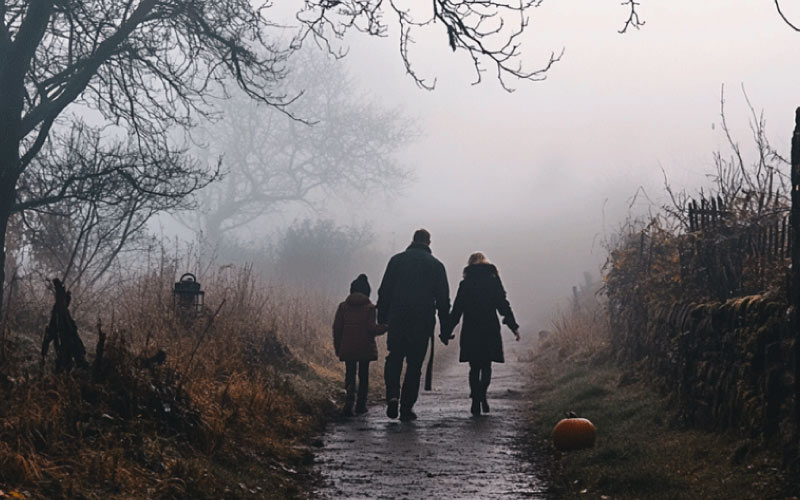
680, 194, 791, 298
687, 195, 728, 232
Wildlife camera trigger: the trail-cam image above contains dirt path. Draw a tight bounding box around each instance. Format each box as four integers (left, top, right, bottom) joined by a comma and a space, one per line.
310, 338, 550, 499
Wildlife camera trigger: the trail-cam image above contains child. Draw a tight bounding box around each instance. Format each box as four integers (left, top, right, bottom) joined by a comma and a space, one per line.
333, 274, 387, 416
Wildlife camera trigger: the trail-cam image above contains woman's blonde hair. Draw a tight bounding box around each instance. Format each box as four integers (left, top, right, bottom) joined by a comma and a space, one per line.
467, 252, 491, 266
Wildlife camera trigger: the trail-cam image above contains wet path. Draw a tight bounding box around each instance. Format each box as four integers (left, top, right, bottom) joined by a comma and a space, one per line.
310, 339, 549, 499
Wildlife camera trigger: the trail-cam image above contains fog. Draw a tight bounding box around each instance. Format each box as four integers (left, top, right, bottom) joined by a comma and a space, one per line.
181, 0, 800, 330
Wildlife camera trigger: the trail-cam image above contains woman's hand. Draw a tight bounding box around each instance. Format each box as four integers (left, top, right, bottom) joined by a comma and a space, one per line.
513, 330, 520, 342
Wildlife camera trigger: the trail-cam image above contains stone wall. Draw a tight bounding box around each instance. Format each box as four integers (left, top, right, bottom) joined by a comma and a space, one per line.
610, 294, 798, 463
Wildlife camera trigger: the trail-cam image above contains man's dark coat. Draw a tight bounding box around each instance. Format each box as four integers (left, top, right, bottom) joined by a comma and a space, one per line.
449, 263, 519, 363
377, 243, 450, 349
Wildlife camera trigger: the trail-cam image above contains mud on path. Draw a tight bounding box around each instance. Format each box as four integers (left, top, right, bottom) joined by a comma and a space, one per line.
310, 338, 550, 499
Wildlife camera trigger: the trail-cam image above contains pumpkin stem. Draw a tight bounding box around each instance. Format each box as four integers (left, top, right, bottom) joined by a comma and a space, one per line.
566, 411, 578, 418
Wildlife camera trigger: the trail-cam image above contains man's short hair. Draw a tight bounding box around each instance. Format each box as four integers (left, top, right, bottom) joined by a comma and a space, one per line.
413, 229, 431, 244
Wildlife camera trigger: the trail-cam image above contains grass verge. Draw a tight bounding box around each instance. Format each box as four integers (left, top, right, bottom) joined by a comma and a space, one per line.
527, 345, 800, 500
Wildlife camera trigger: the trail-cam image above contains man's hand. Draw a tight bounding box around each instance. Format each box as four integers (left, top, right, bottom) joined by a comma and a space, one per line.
513, 330, 521, 342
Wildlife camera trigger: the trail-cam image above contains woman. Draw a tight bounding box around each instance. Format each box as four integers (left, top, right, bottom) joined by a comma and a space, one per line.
446, 252, 520, 416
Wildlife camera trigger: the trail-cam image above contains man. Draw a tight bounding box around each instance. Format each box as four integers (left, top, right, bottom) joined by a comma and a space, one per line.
377, 229, 451, 421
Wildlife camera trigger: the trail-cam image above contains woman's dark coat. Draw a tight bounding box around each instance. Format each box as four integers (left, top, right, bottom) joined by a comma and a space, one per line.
449, 264, 519, 363
333, 292, 387, 361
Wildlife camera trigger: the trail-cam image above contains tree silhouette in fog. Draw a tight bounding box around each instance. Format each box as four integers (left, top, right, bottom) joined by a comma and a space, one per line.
186, 49, 411, 242
274, 219, 377, 293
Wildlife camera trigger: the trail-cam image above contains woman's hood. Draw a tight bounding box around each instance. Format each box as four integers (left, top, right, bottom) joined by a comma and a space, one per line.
463, 263, 498, 278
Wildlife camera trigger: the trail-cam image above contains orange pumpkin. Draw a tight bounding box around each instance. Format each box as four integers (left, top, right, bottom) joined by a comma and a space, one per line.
552, 416, 596, 451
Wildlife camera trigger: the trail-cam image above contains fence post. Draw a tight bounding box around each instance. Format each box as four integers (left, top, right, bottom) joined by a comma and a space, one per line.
791, 107, 800, 445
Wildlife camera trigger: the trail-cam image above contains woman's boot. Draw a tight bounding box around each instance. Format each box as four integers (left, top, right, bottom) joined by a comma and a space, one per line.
469, 363, 481, 415
471, 397, 481, 416
480, 381, 490, 413
480, 365, 491, 413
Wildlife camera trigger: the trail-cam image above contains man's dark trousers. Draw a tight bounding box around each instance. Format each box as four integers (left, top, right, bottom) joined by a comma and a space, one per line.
384, 335, 429, 411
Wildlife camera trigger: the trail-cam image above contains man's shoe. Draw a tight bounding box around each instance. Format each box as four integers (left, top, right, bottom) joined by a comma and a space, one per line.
399, 409, 417, 421
481, 397, 490, 414
470, 398, 481, 416
386, 398, 399, 419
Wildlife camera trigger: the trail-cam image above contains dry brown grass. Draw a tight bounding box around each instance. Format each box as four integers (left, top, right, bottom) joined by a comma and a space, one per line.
529, 305, 799, 500
537, 303, 611, 366
0, 263, 341, 499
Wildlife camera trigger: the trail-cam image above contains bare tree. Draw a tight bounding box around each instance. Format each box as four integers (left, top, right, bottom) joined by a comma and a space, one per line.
186, 49, 411, 241
0, 0, 297, 326
16, 123, 205, 305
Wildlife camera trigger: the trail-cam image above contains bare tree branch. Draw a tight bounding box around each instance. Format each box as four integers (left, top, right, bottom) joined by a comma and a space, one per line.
775, 0, 800, 31
183, 48, 413, 240
18, 122, 212, 302
618, 0, 645, 34
298, 0, 562, 91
